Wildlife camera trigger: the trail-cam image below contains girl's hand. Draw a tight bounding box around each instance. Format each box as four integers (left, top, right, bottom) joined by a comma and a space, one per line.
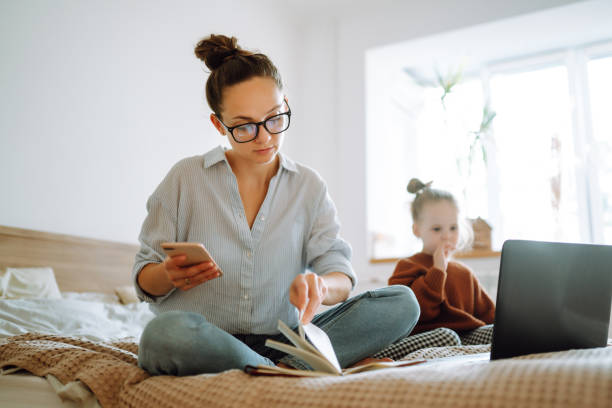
433, 241, 455, 272
163, 255, 221, 291
289, 273, 328, 325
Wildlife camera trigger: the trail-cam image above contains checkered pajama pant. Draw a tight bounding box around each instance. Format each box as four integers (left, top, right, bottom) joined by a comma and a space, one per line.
372, 324, 494, 361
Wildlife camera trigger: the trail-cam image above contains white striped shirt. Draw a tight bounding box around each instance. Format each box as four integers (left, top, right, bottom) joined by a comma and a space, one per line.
133, 146, 356, 335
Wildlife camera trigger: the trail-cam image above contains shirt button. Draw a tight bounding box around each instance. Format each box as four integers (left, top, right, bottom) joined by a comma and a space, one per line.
243, 294, 248, 300
261, 216, 265, 221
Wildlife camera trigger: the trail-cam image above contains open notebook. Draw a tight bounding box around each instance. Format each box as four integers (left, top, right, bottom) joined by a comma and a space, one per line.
245, 320, 425, 377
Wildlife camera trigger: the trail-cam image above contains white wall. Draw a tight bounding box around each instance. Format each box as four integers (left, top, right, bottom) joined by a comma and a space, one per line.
0, 0, 301, 244
290, 17, 340, 195
0, 0, 590, 263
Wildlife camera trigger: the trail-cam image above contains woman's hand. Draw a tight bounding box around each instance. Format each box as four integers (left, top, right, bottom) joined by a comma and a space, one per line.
163, 255, 221, 291
433, 241, 455, 272
289, 273, 329, 325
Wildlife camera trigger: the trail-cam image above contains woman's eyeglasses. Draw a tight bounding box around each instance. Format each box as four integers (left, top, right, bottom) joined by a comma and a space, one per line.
218, 101, 291, 143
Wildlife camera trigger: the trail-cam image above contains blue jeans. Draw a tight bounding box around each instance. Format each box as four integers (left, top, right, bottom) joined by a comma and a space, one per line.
138, 285, 419, 376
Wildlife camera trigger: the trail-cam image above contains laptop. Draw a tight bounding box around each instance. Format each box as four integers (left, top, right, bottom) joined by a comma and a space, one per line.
490, 239, 612, 360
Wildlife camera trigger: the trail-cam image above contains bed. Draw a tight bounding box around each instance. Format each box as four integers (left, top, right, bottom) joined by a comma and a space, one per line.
1, 225, 611, 408
0, 225, 148, 407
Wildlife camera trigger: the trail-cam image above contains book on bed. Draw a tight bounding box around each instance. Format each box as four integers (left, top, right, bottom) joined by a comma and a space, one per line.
244, 320, 425, 377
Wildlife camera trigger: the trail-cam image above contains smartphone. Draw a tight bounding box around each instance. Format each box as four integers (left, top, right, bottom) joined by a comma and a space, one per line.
160, 242, 223, 275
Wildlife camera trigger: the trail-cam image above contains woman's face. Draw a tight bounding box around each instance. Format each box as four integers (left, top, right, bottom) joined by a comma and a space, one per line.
211, 76, 286, 167
413, 200, 460, 255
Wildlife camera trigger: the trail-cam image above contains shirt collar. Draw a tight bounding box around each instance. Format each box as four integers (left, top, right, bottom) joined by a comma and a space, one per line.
203, 145, 228, 168
203, 145, 298, 173
278, 151, 298, 173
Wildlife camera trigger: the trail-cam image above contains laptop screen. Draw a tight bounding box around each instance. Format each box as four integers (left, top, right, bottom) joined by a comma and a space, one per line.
490, 240, 612, 360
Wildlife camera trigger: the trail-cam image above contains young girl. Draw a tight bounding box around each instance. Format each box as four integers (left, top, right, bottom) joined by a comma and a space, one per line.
388, 178, 495, 343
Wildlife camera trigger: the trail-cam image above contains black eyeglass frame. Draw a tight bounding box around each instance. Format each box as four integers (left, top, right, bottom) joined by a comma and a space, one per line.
217, 100, 292, 143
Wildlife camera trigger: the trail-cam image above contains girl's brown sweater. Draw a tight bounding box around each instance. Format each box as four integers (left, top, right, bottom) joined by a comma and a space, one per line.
388, 252, 495, 333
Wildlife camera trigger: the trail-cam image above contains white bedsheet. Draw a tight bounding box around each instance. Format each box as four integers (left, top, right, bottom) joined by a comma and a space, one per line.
0, 298, 155, 342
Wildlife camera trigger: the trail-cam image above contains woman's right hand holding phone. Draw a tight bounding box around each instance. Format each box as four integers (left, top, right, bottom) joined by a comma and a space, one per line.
163, 255, 221, 291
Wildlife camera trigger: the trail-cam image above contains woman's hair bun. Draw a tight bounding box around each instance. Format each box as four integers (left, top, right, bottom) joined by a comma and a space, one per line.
194, 34, 250, 71
407, 178, 432, 194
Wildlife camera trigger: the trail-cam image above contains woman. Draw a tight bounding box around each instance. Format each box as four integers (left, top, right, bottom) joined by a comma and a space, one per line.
133, 34, 420, 376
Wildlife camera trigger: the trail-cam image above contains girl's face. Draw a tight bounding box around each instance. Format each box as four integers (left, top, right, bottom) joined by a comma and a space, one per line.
211, 76, 286, 167
413, 200, 460, 255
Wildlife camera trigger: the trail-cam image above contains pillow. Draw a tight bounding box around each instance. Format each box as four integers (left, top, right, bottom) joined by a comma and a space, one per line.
0, 267, 62, 300
114, 285, 140, 304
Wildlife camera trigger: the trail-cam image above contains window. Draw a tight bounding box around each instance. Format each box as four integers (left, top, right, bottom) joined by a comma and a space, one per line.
488, 64, 579, 245
367, 42, 612, 259
587, 56, 612, 243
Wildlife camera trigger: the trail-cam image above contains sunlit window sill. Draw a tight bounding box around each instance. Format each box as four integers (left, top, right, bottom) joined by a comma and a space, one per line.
369, 249, 501, 264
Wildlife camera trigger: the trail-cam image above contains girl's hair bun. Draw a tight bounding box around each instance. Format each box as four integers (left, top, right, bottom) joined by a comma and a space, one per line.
407, 178, 432, 194
194, 34, 251, 71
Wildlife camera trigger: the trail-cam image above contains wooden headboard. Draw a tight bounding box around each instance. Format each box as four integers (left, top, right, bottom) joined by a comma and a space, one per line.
0, 225, 140, 294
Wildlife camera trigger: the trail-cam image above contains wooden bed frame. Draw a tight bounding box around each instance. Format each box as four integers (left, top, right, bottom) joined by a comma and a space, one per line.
0, 225, 139, 294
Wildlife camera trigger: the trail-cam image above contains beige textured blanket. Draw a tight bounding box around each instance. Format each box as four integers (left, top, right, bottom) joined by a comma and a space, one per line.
1, 333, 611, 408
